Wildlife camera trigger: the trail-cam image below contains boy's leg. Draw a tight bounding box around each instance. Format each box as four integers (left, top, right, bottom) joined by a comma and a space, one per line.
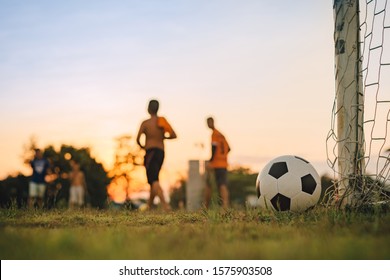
203, 167, 213, 208
37, 183, 46, 208
219, 184, 229, 209
215, 169, 229, 209
28, 182, 37, 208
148, 184, 157, 208
151, 181, 170, 211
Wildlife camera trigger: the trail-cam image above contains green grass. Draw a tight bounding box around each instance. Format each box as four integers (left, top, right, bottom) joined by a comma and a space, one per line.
0, 206, 389, 260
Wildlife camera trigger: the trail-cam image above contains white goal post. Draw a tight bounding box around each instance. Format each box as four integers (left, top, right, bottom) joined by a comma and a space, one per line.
329, 0, 390, 208
333, 0, 365, 206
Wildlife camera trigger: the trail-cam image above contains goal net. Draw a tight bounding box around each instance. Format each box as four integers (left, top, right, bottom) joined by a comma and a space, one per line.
327, 0, 390, 208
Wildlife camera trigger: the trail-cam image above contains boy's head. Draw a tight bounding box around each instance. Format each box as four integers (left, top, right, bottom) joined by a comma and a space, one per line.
148, 99, 159, 115
206, 117, 215, 129
70, 159, 80, 170
34, 148, 43, 159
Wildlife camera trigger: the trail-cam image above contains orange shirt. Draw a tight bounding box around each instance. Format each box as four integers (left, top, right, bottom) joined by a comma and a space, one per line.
157, 117, 174, 135
210, 129, 230, 168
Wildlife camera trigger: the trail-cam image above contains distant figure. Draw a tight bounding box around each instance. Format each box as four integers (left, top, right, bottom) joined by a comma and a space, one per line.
45, 165, 62, 210
68, 160, 87, 208
205, 117, 231, 209
29, 149, 50, 208
136, 99, 177, 211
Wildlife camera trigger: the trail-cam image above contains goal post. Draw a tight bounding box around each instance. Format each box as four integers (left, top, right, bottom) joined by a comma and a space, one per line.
333, 0, 365, 207
328, 0, 390, 209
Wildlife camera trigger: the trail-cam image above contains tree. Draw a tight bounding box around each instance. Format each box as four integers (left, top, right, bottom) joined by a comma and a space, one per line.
0, 174, 29, 208
227, 167, 258, 207
169, 179, 186, 210
0, 141, 110, 209
50, 145, 110, 209
107, 135, 145, 204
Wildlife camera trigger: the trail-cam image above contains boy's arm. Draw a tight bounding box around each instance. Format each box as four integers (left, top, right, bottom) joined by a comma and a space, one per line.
136, 122, 145, 149
61, 172, 69, 179
165, 127, 177, 139
210, 144, 217, 162
162, 118, 177, 139
226, 138, 231, 153
205, 144, 217, 170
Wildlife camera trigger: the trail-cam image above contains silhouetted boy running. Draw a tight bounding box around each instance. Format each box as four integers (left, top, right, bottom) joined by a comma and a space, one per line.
136, 99, 177, 210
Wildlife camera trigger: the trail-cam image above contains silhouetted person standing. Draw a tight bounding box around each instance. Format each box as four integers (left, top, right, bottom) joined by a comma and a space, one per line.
29, 149, 50, 208
68, 160, 87, 208
205, 117, 230, 209
136, 99, 177, 211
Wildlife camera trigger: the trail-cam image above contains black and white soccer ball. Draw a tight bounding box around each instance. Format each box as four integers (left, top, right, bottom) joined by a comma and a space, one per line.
256, 155, 321, 212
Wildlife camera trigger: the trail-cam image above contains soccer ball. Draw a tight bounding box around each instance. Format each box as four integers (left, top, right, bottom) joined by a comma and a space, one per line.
256, 155, 321, 212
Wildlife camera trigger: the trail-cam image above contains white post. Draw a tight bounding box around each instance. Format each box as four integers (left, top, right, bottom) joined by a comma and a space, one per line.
186, 160, 204, 211
333, 0, 365, 206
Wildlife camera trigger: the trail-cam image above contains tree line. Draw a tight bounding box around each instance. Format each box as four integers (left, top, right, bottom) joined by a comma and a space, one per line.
0, 136, 336, 210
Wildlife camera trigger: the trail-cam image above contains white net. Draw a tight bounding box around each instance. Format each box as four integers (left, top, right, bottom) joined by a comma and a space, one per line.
327, 0, 390, 207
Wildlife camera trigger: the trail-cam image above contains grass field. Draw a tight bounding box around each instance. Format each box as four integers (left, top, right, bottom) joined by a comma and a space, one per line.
0, 206, 389, 260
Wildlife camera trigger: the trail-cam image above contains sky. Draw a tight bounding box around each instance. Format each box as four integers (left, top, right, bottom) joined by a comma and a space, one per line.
0, 0, 336, 184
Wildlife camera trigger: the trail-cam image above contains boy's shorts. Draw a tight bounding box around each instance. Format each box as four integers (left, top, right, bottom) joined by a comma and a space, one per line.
69, 185, 85, 206
144, 148, 165, 185
214, 168, 228, 187
29, 182, 46, 198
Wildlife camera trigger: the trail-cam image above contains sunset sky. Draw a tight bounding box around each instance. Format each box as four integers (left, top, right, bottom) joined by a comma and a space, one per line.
0, 0, 335, 184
